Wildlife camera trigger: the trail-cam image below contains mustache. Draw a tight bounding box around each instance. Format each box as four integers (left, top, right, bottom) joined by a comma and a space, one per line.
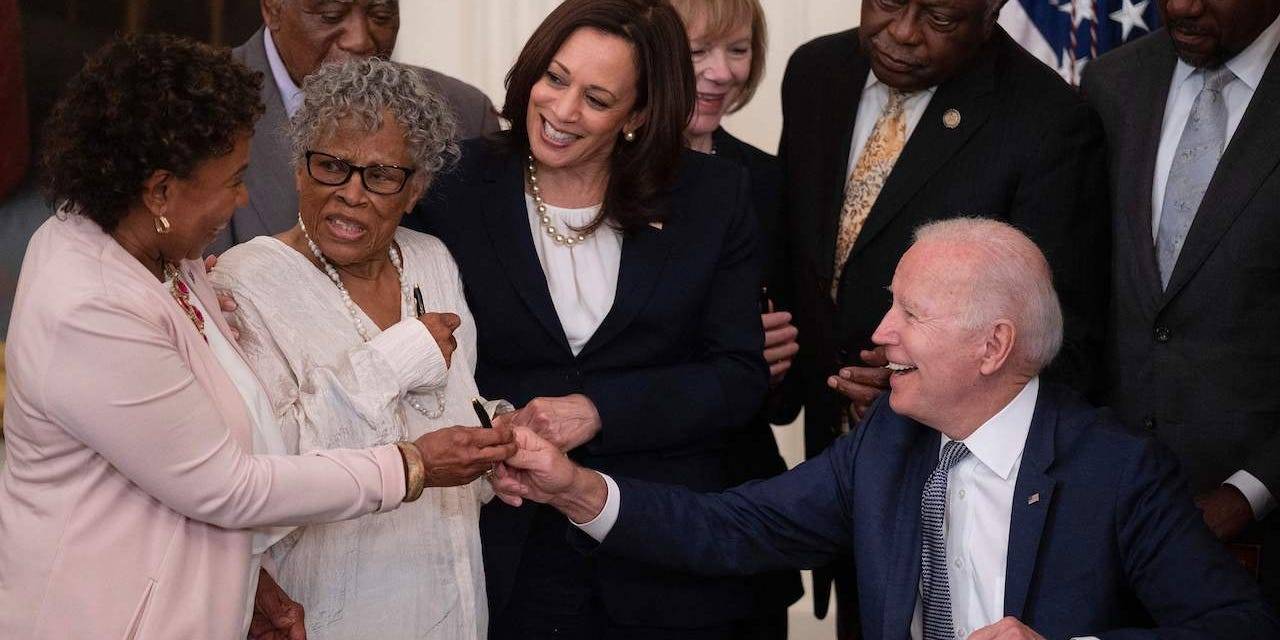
870, 32, 926, 66
1166, 19, 1213, 36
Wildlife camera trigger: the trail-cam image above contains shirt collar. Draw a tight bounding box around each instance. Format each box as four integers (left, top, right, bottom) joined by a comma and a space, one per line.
1171, 12, 1280, 93
942, 377, 1039, 481
863, 72, 939, 99
264, 28, 304, 118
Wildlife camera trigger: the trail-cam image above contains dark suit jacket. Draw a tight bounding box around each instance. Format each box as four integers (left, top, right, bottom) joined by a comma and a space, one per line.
408, 136, 779, 627
775, 28, 1110, 614
1083, 30, 1280, 601
708, 127, 804, 611
586, 383, 1280, 639
207, 28, 500, 254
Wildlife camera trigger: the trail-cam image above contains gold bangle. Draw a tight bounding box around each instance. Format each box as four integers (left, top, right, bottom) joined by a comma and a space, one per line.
395, 441, 426, 503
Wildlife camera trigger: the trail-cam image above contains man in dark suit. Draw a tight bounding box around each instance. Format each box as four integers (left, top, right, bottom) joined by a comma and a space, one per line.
491, 219, 1280, 640
773, 0, 1110, 630
207, 0, 499, 254
1081, 0, 1280, 607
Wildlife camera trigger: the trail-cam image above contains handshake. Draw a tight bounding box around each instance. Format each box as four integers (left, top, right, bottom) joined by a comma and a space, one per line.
407, 394, 606, 522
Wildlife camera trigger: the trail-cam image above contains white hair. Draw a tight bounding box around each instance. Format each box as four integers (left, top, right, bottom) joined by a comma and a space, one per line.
912, 217, 1064, 372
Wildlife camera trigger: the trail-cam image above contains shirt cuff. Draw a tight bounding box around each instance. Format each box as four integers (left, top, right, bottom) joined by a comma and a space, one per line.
1225, 470, 1277, 520
572, 472, 620, 542
366, 318, 448, 393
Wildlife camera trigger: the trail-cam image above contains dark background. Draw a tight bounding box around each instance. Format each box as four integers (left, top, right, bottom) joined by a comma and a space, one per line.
1, 2, 265, 338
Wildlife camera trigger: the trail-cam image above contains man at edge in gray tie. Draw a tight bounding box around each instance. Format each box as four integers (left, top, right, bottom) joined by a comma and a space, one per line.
1082, 0, 1280, 607
488, 218, 1280, 639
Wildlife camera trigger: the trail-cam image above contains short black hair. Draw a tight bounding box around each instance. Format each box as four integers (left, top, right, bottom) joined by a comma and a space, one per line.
40, 33, 264, 232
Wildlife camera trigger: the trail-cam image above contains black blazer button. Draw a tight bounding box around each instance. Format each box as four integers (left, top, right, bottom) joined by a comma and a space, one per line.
1154, 326, 1171, 343
1142, 416, 1157, 431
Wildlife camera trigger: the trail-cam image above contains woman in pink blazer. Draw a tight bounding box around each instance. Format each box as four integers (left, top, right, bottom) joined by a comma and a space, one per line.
0, 35, 516, 639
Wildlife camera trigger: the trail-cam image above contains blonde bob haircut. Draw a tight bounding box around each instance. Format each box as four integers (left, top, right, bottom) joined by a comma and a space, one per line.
667, 0, 768, 114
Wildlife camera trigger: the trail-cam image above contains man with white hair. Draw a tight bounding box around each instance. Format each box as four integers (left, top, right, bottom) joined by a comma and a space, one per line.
490, 218, 1280, 639
208, 0, 498, 253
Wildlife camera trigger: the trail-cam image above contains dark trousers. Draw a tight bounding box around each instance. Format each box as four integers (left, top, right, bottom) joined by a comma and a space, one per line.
490, 508, 788, 640
491, 600, 787, 640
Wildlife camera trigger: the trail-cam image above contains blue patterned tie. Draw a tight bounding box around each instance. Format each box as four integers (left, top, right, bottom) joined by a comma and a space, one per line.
1156, 67, 1235, 288
921, 440, 970, 640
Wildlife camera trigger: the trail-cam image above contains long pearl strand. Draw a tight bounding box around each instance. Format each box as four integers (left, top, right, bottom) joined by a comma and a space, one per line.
527, 154, 595, 246
298, 214, 446, 419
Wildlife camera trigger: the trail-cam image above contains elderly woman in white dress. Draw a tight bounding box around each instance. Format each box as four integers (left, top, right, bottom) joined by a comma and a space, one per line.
212, 58, 506, 639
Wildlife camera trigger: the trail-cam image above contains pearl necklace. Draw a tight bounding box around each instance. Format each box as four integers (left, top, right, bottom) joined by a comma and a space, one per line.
527, 154, 595, 246
298, 214, 445, 419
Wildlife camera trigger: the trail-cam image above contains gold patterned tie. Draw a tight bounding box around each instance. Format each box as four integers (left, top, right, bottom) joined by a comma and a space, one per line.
831, 89, 910, 300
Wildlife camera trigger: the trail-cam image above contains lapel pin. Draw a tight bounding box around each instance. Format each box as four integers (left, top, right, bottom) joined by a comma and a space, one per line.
1027, 493, 1040, 505
943, 109, 961, 129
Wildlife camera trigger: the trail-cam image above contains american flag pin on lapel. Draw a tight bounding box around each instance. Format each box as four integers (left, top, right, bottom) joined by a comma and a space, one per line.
1027, 493, 1040, 505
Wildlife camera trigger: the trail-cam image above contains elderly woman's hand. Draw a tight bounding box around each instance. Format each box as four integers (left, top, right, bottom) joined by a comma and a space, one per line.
413, 424, 519, 487
418, 312, 461, 368
505, 395, 602, 452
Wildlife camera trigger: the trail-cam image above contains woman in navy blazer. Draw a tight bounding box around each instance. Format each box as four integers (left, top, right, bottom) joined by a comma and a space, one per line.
407, 1, 771, 637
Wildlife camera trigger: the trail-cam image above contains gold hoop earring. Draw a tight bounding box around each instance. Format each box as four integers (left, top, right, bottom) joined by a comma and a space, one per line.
624, 131, 636, 142
154, 215, 171, 235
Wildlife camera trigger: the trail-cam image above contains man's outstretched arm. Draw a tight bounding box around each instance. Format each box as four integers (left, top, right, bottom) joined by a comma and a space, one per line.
491, 426, 860, 577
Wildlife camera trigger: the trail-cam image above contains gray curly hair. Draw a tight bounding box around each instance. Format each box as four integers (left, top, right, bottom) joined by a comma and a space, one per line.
288, 57, 459, 184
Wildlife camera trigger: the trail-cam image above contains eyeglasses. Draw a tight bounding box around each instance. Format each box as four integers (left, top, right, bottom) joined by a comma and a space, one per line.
305, 150, 416, 195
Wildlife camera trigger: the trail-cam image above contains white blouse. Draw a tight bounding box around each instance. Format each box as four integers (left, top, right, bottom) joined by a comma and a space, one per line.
211, 228, 497, 640
525, 195, 622, 355
169, 273, 292, 637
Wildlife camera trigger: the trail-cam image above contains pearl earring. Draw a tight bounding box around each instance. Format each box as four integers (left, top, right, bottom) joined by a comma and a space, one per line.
624, 131, 636, 142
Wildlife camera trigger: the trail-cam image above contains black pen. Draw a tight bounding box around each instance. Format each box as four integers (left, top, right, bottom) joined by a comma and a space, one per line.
413, 286, 426, 316
471, 398, 494, 429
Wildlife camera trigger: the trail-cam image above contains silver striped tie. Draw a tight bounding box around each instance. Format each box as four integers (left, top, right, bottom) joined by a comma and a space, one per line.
921, 440, 970, 640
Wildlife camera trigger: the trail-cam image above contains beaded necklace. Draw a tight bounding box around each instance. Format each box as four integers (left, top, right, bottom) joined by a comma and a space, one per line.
298, 215, 445, 419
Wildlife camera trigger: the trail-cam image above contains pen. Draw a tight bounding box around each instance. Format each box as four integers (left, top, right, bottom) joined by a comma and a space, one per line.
471, 398, 494, 429
413, 286, 426, 316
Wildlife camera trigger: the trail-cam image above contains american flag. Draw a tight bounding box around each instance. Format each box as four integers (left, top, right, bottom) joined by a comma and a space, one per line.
1000, 0, 1162, 84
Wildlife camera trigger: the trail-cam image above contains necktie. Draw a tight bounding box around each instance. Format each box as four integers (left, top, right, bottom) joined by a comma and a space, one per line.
1156, 67, 1235, 288
832, 89, 911, 300
921, 440, 970, 640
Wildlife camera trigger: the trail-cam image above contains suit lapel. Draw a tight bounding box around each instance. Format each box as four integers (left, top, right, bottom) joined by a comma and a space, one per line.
241, 29, 299, 235
881, 425, 936, 638
816, 34, 873, 284
578, 218, 675, 358
1123, 35, 1178, 307
1161, 46, 1280, 305
479, 153, 573, 354
1003, 390, 1059, 619
847, 35, 1000, 260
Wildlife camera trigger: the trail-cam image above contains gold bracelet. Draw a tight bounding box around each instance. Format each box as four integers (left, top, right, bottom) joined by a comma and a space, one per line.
395, 441, 427, 503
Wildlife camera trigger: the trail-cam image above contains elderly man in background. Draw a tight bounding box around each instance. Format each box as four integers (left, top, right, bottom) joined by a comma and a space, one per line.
491, 218, 1280, 640
210, 0, 499, 254
1082, 0, 1280, 608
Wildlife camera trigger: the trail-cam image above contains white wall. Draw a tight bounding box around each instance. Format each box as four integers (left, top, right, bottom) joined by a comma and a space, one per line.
394, 1, 861, 154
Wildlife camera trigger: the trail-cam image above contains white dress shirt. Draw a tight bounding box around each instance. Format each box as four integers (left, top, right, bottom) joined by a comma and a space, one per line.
264, 28, 304, 118
907, 378, 1038, 640
1150, 13, 1280, 522
525, 196, 622, 356
846, 73, 938, 177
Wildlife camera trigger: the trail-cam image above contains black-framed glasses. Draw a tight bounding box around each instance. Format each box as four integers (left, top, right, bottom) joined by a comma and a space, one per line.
305, 150, 416, 195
